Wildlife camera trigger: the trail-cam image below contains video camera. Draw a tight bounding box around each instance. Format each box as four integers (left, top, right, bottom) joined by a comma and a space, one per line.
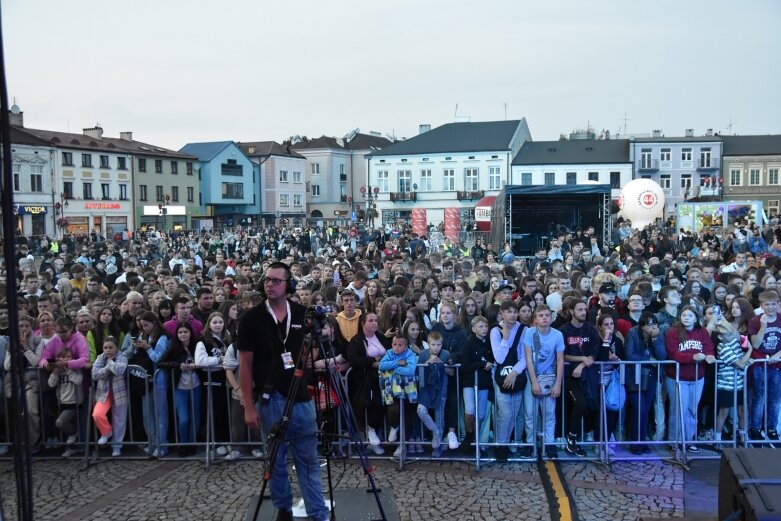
304, 305, 334, 336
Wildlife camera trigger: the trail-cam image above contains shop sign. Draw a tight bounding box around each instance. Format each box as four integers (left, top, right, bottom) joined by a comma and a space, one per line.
14, 205, 48, 215
85, 202, 121, 210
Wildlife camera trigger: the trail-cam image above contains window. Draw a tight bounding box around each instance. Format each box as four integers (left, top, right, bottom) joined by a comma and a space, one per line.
186, 162, 193, 175
101, 183, 110, 200
62, 152, 73, 166
750, 168, 761, 186
660, 174, 671, 189
730, 169, 742, 186
154, 160, 163, 173
700, 148, 712, 168
521, 172, 532, 186
544, 172, 555, 185
640, 149, 652, 169
31, 165, 43, 192
768, 200, 780, 216
81, 154, 92, 167
566, 172, 577, 185
63, 181, 74, 199
171, 186, 179, 202
420, 170, 432, 191
443, 169, 455, 191
769, 168, 779, 185
464, 168, 479, 191
681, 148, 692, 162
221, 159, 242, 176
83, 182, 93, 199
187, 187, 194, 202
279, 170, 289, 183
293, 194, 302, 207
339, 164, 346, 182
139, 185, 147, 201
119, 184, 128, 200
681, 174, 692, 190
138, 158, 147, 172
588, 172, 599, 182
221, 182, 243, 199
398, 170, 412, 192
489, 166, 501, 190
311, 184, 321, 197
376, 171, 389, 192
279, 193, 289, 207
171, 161, 178, 175
156, 185, 164, 201
293, 171, 302, 183
100, 155, 109, 169
311, 163, 320, 175
610, 171, 621, 189
117, 157, 127, 170
660, 148, 671, 162
12, 163, 20, 191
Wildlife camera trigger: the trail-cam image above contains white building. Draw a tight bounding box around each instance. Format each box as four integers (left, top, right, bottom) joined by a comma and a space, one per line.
368, 120, 532, 227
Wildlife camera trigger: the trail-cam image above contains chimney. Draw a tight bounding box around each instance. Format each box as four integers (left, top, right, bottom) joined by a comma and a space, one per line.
9, 104, 23, 127
419, 124, 431, 135
685, 128, 694, 137
119, 131, 133, 141
604, 129, 610, 140
83, 125, 104, 139
705, 128, 714, 136
248, 146, 256, 154
652, 129, 663, 138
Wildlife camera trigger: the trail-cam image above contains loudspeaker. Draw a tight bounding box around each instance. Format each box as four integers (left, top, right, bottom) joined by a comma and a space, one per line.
719, 448, 781, 521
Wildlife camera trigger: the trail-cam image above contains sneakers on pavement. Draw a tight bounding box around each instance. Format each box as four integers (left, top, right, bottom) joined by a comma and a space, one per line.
368, 444, 385, 455
112, 448, 122, 457
216, 446, 229, 456
97, 432, 112, 446
387, 427, 399, 443
66, 434, 78, 445
224, 450, 242, 461
392, 445, 404, 458
687, 445, 699, 453
367, 429, 381, 447
62, 448, 77, 458
565, 433, 586, 457
447, 431, 460, 450
251, 449, 264, 458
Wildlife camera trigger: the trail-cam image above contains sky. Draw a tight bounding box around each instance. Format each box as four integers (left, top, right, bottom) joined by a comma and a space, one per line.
4, 0, 781, 150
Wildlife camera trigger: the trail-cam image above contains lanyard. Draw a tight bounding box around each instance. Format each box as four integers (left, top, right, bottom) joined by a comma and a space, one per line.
265, 299, 291, 347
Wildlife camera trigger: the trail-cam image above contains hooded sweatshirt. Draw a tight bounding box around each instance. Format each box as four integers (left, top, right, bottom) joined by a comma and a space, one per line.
664, 326, 714, 381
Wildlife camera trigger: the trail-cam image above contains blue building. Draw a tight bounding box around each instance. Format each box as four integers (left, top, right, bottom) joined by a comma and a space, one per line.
179, 141, 260, 228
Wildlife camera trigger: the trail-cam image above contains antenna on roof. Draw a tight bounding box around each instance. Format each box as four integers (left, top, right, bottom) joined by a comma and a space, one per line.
504, 102, 507, 120
726, 116, 737, 135
454, 103, 458, 120
621, 112, 630, 136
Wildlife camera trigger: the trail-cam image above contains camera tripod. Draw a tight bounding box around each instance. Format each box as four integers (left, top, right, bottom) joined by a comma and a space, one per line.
251, 330, 387, 521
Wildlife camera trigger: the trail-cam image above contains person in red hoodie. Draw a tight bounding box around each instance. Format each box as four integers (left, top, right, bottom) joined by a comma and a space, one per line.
664, 305, 715, 453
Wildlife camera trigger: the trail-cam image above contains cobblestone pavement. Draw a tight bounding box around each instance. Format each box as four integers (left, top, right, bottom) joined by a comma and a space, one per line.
0, 455, 691, 521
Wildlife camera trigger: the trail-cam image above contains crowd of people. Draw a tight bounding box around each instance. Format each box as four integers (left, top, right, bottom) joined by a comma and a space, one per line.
1, 216, 780, 464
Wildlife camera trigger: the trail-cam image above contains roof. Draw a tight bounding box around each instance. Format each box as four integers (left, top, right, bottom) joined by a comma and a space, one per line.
504, 184, 611, 196
722, 135, 781, 156
238, 141, 305, 159
288, 132, 393, 153
290, 136, 344, 151
347, 133, 393, 151
512, 139, 629, 165
631, 136, 722, 143
12, 125, 196, 159
368, 120, 523, 157
10, 126, 51, 147
179, 141, 235, 162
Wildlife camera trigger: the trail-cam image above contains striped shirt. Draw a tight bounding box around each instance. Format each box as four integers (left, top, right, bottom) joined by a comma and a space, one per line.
716, 331, 745, 392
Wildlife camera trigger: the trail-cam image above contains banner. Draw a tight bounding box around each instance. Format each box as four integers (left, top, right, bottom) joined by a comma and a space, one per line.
444, 208, 460, 241
411, 208, 427, 236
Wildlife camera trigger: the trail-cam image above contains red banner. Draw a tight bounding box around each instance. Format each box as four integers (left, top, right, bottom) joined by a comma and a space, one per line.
444, 208, 460, 241
411, 208, 427, 236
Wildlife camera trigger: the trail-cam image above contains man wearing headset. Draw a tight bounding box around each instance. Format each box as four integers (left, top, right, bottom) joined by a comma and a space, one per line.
238, 262, 329, 521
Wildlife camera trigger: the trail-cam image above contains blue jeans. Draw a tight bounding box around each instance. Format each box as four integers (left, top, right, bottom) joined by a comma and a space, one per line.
749, 365, 781, 432
495, 387, 523, 444
154, 371, 170, 453
666, 376, 704, 443
257, 392, 329, 521
174, 386, 201, 445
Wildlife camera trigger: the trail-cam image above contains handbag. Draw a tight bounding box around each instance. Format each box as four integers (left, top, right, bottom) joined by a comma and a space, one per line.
493, 325, 527, 393
604, 369, 626, 412
533, 330, 557, 396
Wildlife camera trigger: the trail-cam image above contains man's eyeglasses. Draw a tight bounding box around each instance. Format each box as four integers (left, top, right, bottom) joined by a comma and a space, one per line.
628, 298, 644, 303
644, 322, 659, 327
264, 278, 289, 287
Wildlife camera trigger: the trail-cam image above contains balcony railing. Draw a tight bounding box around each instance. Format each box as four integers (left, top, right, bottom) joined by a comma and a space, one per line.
457, 190, 484, 200
697, 158, 720, 170
390, 191, 417, 202
638, 159, 659, 171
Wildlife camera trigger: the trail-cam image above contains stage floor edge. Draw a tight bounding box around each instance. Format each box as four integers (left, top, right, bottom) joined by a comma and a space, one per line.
246, 487, 399, 521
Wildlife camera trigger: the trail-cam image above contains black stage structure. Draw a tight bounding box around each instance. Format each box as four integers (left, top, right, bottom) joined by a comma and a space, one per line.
489, 184, 613, 257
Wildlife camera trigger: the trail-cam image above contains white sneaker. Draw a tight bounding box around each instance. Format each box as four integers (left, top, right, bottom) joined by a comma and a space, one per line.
432, 428, 441, 449
224, 450, 242, 461
388, 427, 399, 443
251, 449, 264, 458
216, 446, 229, 456
367, 429, 381, 447
393, 445, 404, 458
97, 432, 112, 446
112, 448, 121, 457
368, 444, 385, 455
447, 431, 460, 450
62, 448, 76, 458
66, 434, 78, 445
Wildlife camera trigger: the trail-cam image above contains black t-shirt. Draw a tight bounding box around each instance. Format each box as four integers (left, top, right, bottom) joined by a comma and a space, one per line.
237, 299, 311, 402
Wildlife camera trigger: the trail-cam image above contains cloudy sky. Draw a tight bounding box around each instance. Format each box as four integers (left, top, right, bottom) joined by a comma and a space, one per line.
5, 0, 780, 150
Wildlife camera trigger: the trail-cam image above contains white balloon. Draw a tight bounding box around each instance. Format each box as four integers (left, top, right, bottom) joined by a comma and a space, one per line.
619, 179, 665, 229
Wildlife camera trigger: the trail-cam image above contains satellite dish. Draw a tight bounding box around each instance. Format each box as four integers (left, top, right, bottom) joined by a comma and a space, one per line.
10, 104, 20, 114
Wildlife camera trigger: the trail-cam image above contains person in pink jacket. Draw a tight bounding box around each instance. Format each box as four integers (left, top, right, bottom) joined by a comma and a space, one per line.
39, 316, 89, 371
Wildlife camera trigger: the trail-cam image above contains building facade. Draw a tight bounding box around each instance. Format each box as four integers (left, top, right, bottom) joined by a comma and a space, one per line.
511, 139, 631, 199
10, 124, 57, 237
628, 131, 723, 214
367, 120, 531, 228
722, 135, 781, 217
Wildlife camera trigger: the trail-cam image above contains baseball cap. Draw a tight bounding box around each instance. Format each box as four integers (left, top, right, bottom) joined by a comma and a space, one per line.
599, 282, 617, 294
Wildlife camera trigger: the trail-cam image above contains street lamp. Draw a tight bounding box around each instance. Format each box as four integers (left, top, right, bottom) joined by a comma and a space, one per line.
360, 185, 380, 227
159, 194, 171, 233
54, 192, 69, 237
